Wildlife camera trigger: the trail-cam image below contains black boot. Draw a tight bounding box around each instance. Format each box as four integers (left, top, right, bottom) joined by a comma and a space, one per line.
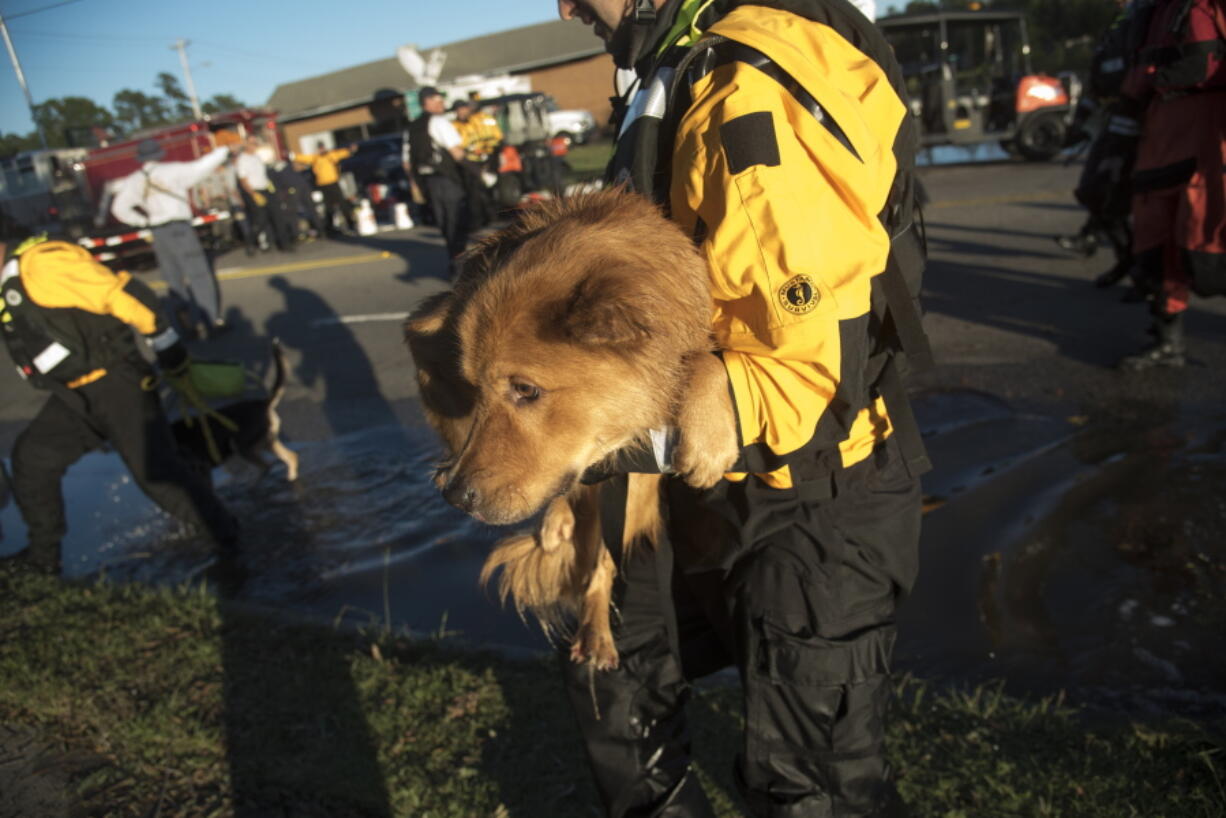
0, 543, 63, 576
1055, 230, 1099, 257
1093, 259, 1130, 288
1119, 313, 1186, 371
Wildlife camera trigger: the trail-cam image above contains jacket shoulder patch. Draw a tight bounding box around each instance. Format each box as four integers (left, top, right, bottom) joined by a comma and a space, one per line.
721, 112, 780, 175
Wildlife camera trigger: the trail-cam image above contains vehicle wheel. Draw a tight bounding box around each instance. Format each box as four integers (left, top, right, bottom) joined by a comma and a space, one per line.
1016, 113, 1067, 161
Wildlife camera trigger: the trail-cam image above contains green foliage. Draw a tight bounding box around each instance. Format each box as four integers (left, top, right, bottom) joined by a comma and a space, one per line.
994, 0, 1120, 74
4, 76, 247, 154
29, 96, 113, 149
202, 94, 245, 116
111, 88, 170, 135
155, 71, 196, 121
0, 131, 42, 158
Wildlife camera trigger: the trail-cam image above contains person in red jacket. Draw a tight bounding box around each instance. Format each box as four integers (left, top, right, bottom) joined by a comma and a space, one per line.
1114, 0, 1226, 369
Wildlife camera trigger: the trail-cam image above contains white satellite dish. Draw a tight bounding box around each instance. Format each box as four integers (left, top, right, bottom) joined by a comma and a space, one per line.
396, 44, 446, 86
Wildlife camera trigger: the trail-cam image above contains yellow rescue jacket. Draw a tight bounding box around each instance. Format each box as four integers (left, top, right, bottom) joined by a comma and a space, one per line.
662, 6, 910, 488
1, 239, 172, 387
455, 113, 504, 161
296, 148, 352, 186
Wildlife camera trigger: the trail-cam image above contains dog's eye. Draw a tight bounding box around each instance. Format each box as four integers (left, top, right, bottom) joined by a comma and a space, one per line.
510, 380, 541, 404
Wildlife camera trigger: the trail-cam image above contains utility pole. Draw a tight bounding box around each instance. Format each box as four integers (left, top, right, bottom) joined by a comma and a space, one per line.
171, 38, 203, 121
0, 11, 48, 148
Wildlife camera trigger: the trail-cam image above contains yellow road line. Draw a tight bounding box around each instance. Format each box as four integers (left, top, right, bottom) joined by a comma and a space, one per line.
218, 251, 393, 281
145, 251, 394, 290
928, 191, 1068, 209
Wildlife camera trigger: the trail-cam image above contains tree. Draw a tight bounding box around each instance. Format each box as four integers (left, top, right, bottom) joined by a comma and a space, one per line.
112, 89, 170, 135
31, 96, 114, 148
201, 93, 245, 115
0, 131, 41, 159
155, 71, 195, 121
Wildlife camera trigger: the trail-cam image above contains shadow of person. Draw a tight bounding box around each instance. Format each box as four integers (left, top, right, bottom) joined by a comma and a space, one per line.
264, 274, 405, 439
209, 521, 393, 816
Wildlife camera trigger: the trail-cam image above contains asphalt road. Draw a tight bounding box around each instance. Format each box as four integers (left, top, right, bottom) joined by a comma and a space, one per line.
3, 158, 1223, 448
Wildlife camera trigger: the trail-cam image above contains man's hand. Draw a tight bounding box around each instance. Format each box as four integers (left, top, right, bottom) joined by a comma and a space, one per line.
252, 191, 267, 207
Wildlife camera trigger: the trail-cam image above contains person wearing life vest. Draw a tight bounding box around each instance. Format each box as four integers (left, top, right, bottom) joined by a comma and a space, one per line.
557, 0, 928, 815
407, 86, 471, 270
294, 142, 358, 236
0, 217, 238, 577
1054, 0, 1142, 291
451, 98, 501, 229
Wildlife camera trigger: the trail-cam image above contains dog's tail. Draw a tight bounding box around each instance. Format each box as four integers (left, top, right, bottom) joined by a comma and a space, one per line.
268, 337, 289, 411
480, 532, 583, 641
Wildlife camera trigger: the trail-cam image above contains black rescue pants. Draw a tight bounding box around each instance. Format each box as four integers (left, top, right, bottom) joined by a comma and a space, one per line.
1075, 132, 1134, 270
562, 439, 921, 818
319, 182, 355, 234
421, 174, 470, 262
11, 361, 236, 568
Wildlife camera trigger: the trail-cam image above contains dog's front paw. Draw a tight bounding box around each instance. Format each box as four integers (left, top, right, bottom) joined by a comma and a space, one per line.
536, 496, 575, 553
674, 353, 739, 488
571, 623, 620, 670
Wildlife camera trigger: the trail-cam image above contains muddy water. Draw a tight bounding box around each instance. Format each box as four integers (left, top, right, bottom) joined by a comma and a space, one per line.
1, 390, 1222, 713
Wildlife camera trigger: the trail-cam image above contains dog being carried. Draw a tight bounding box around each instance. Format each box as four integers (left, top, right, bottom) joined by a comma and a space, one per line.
405, 188, 738, 668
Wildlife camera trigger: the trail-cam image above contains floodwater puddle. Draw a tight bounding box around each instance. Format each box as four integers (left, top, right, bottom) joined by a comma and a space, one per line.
1, 391, 1222, 713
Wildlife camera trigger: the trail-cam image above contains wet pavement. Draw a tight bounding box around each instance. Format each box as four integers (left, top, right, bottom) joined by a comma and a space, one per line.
2, 154, 1225, 717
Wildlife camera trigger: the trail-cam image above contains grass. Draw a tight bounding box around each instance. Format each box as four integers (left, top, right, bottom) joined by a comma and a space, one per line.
0, 567, 1222, 817
563, 138, 615, 185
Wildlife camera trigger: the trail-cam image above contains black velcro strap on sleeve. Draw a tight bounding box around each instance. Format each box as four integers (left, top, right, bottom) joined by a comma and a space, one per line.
721, 112, 780, 175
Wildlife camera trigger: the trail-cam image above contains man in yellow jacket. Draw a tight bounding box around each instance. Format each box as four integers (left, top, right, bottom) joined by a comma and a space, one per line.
0, 221, 237, 576
556, 0, 927, 815
293, 142, 357, 235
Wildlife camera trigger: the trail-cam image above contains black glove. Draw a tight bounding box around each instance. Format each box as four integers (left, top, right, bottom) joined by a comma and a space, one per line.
155, 340, 189, 375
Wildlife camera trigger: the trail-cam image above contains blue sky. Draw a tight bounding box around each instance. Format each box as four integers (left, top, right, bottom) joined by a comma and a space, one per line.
1, 0, 561, 136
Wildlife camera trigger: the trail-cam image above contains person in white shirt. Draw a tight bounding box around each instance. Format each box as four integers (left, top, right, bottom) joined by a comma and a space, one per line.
111, 138, 230, 338
405, 86, 470, 271
235, 135, 293, 254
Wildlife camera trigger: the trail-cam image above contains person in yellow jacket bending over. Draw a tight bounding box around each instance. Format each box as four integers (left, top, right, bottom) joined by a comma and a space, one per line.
0, 219, 238, 577
293, 142, 357, 236
555, 0, 930, 815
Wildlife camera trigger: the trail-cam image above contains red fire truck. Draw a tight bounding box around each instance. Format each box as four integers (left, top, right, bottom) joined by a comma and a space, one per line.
0, 109, 283, 268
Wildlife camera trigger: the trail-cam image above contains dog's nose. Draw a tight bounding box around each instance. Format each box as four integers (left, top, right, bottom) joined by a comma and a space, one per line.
442, 477, 479, 513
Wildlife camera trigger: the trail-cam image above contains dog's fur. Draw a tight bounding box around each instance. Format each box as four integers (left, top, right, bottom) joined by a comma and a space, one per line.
405, 189, 738, 668
171, 339, 299, 482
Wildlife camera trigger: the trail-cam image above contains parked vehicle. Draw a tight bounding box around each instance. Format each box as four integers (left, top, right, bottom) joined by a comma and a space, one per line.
338, 132, 409, 218
0, 109, 284, 268
877, 9, 1074, 160
544, 97, 597, 146
477, 92, 568, 208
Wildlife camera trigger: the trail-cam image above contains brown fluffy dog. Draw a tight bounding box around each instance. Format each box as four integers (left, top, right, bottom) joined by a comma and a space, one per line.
405, 189, 737, 668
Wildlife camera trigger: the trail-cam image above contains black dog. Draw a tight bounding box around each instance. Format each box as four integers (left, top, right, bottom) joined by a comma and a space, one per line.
171, 339, 298, 482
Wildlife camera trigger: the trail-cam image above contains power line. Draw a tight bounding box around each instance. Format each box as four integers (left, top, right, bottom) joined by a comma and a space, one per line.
4, 0, 87, 20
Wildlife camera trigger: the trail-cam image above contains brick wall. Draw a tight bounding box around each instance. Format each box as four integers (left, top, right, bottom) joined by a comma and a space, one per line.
525, 54, 618, 135
283, 107, 374, 155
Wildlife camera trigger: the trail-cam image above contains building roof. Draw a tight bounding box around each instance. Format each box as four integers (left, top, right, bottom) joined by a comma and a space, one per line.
267, 19, 604, 122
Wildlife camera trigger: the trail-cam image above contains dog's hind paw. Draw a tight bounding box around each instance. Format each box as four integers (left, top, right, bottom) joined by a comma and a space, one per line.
571, 625, 619, 671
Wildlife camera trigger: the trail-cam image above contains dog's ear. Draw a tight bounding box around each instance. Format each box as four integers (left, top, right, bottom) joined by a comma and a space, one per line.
404, 291, 455, 343
559, 274, 655, 347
